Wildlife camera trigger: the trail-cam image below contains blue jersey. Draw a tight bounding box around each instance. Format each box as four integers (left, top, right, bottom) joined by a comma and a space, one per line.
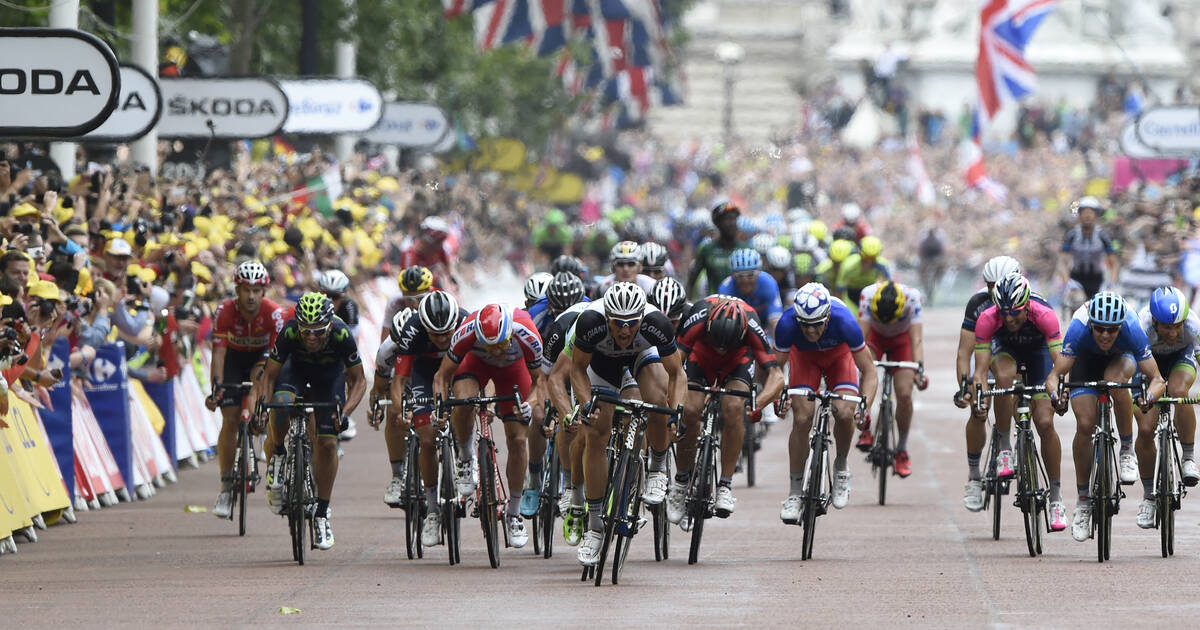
774, 297, 866, 353
717, 271, 783, 323
1060, 305, 1153, 361
530, 295, 590, 339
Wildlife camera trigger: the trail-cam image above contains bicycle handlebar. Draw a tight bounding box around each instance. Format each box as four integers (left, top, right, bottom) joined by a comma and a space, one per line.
1154, 396, 1200, 406
687, 382, 754, 406
875, 360, 921, 371
786, 388, 864, 405
259, 400, 341, 410
588, 393, 680, 418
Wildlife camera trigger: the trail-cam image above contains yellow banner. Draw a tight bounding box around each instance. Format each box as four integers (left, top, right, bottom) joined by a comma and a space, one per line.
130, 380, 165, 435
1, 393, 69, 516
471, 138, 526, 173
0, 431, 31, 533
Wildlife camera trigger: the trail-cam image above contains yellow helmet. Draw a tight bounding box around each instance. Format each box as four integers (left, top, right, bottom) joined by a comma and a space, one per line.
808, 220, 828, 242
860, 235, 883, 257
828, 239, 854, 263
399, 265, 434, 292
870, 281, 907, 323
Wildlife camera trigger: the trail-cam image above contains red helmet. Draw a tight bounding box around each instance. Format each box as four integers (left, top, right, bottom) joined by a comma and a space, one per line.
474, 304, 513, 346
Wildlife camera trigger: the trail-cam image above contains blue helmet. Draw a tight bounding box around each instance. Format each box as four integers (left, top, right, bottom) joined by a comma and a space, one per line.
1149, 286, 1189, 325
1087, 292, 1127, 326
729, 248, 762, 273
793, 282, 832, 323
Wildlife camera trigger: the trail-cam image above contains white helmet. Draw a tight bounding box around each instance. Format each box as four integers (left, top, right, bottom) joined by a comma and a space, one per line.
318, 269, 350, 294
523, 272, 554, 307
420, 216, 450, 234
603, 282, 646, 318
234, 260, 269, 286
765, 246, 791, 270
793, 282, 832, 324
750, 233, 776, 255
841, 203, 862, 222
981, 256, 1021, 284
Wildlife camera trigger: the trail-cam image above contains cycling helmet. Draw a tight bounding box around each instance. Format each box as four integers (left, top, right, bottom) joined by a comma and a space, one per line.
474, 303, 514, 345
765, 246, 791, 270
603, 282, 646, 318
1087, 291, 1127, 326
1149, 286, 1189, 325
808, 220, 828, 242
711, 201, 740, 224
296, 292, 334, 327
234, 260, 269, 286
523, 272, 554, 307
639, 242, 669, 270
828, 239, 854, 263
981, 256, 1021, 284
420, 216, 450, 235
550, 254, 584, 278
794, 252, 815, 276
318, 269, 350, 295
399, 265, 434, 292
389, 307, 416, 343
841, 203, 862, 222
546, 272, 586, 312
793, 282, 832, 324
870, 281, 907, 323
859, 235, 883, 258
610, 240, 641, 264
649, 277, 687, 319
706, 299, 748, 351
751, 234, 776, 255
792, 233, 820, 254
991, 274, 1031, 311
729, 248, 762, 273
1072, 196, 1102, 216
418, 290, 461, 335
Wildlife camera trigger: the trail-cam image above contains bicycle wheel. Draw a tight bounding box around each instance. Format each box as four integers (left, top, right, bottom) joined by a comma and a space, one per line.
986, 429, 1002, 541
1019, 437, 1041, 558
688, 436, 714, 565
743, 418, 756, 488
291, 428, 307, 566
801, 436, 826, 561
1092, 440, 1109, 563
651, 500, 668, 562
875, 403, 893, 506
1157, 433, 1174, 558
612, 460, 643, 584
539, 446, 560, 559
478, 440, 501, 569
438, 437, 460, 566
236, 421, 250, 537
595, 447, 631, 587
404, 439, 422, 560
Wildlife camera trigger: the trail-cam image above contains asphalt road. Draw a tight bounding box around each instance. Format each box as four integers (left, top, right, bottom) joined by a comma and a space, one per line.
7, 306, 1200, 629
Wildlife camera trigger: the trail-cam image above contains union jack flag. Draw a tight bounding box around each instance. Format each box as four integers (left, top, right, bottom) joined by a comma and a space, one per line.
975, 0, 1058, 120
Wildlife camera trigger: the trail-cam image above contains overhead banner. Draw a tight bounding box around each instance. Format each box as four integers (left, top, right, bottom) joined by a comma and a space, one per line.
158, 77, 288, 138
1134, 106, 1200, 154
84, 63, 162, 142
0, 28, 120, 137
364, 102, 449, 147
280, 78, 384, 134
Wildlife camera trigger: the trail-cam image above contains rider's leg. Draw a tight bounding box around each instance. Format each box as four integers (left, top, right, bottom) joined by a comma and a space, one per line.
217, 405, 240, 488
415, 418, 438, 505
384, 406, 407, 481
450, 376, 480, 462
965, 410, 987, 480
1171, 366, 1197, 463
831, 398, 857, 470
1032, 397, 1063, 501
788, 394, 816, 495
674, 387, 706, 479
501, 418, 529, 518
1107, 356, 1137, 455
634, 360, 672, 471
719, 379, 751, 480
893, 368, 915, 451
582, 400, 616, 531
1070, 394, 1100, 499
990, 354, 1017, 451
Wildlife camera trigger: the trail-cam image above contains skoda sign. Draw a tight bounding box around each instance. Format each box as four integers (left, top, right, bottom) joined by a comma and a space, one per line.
1135, 106, 1200, 154
364, 102, 450, 147
84, 64, 162, 141
0, 28, 120, 137
158, 77, 288, 138
279, 78, 384, 134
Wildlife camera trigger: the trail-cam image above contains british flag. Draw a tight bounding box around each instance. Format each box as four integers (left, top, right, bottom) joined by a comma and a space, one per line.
975, 0, 1058, 120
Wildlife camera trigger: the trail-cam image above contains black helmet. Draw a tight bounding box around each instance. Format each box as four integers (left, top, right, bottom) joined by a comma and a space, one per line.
546, 272, 585, 313
711, 201, 740, 225
550, 255, 584, 278
705, 299, 748, 351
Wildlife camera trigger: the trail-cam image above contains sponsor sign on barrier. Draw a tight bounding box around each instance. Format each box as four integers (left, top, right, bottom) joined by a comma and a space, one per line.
3, 393, 69, 514
84, 343, 133, 494
1134, 106, 1200, 154
40, 338, 74, 496
158, 77, 289, 139
0, 28, 121, 137
84, 63, 162, 141
364, 102, 450, 147
280, 78, 384, 134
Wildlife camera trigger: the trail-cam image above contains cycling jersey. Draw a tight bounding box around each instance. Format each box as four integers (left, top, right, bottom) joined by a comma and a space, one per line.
335, 297, 359, 331
1138, 307, 1200, 357
541, 301, 590, 373
212, 298, 286, 352
375, 306, 469, 379
690, 237, 748, 292
448, 308, 543, 369
776, 298, 864, 394
270, 317, 362, 370
1061, 226, 1114, 276
677, 296, 777, 370
835, 254, 891, 301
974, 296, 1061, 352
401, 241, 453, 272
529, 294, 591, 337
857, 282, 922, 337
961, 289, 992, 332
716, 271, 783, 324
774, 298, 865, 354
814, 259, 840, 289
572, 301, 676, 390
596, 273, 656, 297
1060, 304, 1152, 361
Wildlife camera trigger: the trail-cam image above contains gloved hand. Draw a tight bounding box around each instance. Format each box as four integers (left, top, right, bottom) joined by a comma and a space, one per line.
518, 400, 533, 424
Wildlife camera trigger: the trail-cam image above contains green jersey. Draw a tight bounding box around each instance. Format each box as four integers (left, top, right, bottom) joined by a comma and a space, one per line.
690, 237, 747, 295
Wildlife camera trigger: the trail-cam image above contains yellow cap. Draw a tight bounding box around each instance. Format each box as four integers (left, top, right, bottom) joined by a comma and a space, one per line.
28, 280, 62, 301
190, 260, 212, 283
11, 203, 40, 219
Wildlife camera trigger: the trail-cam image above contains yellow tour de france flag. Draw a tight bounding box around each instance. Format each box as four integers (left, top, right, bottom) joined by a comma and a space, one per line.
0, 392, 70, 519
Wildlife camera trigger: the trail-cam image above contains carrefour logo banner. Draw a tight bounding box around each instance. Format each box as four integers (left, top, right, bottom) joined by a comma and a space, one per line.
280, 78, 384, 134
84, 343, 132, 488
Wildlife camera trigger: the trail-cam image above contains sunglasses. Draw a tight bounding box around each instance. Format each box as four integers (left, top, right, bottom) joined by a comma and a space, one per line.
799, 320, 827, 329
299, 325, 330, 338
609, 316, 642, 329
734, 270, 758, 279
1001, 307, 1026, 317
613, 261, 638, 268
1090, 324, 1120, 334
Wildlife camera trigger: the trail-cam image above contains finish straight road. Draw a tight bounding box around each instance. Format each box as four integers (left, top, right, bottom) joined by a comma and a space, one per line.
7, 307, 1200, 628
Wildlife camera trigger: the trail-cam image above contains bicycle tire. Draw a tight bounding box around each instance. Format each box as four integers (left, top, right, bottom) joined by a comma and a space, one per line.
478, 440, 501, 569
875, 403, 892, 506
404, 439, 422, 560
438, 435, 460, 566
236, 421, 249, 537
651, 501, 668, 562
1019, 437, 1040, 557
595, 447, 631, 587
801, 435, 825, 561
540, 446, 560, 559
612, 462, 643, 584
1093, 439, 1109, 563
987, 429, 1002, 541
688, 436, 714, 565
1158, 431, 1174, 558
291, 424, 307, 566
743, 418, 756, 488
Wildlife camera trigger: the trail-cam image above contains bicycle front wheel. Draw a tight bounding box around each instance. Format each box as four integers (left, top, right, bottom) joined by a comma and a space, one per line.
801, 439, 826, 561
290, 430, 308, 566
612, 461, 643, 584
236, 421, 250, 537
743, 418, 756, 488
404, 442, 423, 560
1157, 433, 1175, 558
439, 438, 460, 566
595, 446, 634, 586
875, 404, 893, 506
1093, 441, 1111, 563
1019, 438, 1042, 558
688, 437, 715, 565
539, 447, 560, 559
478, 441, 501, 569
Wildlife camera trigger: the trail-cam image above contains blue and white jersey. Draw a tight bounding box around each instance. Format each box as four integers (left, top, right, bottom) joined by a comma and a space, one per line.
529, 294, 592, 339
717, 271, 784, 324
774, 297, 865, 353
1138, 306, 1200, 357
1061, 304, 1153, 361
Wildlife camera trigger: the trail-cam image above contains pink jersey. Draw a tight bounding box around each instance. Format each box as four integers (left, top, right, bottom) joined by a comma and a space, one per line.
449, 308, 543, 368
974, 298, 1062, 350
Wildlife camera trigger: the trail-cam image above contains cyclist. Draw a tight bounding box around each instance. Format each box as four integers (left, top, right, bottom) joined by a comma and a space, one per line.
640, 241, 675, 281
433, 303, 544, 549
260, 292, 367, 550
794, 251, 817, 288
855, 280, 926, 477
1133, 287, 1200, 528
775, 283, 878, 520
596, 240, 656, 296
964, 274, 1068, 531
371, 307, 415, 507
402, 216, 459, 292
717, 248, 783, 338
917, 226, 947, 306
1044, 292, 1165, 542
318, 269, 358, 338
808, 219, 831, 250
571, 282, 684, 566
765, 245, 796, 305
1056, 196, 1117, 300
383, 265, 438, 336
686, 202, 748, 299
835, 235, 890, 314
833, 203, 872, 242
667, 296, 786, 524
523, 272, 554, 309
205, 260, 286, 519
955, 255, 1021, 510
649, 276, 690, 331
815, 239, 855, 289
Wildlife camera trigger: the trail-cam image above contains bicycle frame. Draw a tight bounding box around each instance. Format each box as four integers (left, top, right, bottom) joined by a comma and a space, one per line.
871, 360, 919, 505
1151, 396, 1197, 557
683, 383, 752, 565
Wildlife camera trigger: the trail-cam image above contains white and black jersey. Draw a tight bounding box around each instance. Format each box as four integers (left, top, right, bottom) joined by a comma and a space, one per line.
572, 301, 676, 386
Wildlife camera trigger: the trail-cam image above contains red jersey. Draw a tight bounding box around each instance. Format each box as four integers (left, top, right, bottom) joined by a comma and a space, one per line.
677, 296, 777, 369
448, 308, 543, 368
401, 240, 453, 271
212, 298, 286, 352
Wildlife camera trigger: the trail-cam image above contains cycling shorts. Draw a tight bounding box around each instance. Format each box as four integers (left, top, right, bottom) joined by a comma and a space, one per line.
218, 349, 267, 408
991, 344, 1053, 387
787, 346, 859, 395
452, 353, 532, 423
867, 330, 913, 364
685, 354, 755, 389
587, 346, 661, 392
1067, 350, 1135, 399
406, 367, 436, 429
588, 364, 637, 396
274, 359, 346, 436
1150, 348, 1198, 380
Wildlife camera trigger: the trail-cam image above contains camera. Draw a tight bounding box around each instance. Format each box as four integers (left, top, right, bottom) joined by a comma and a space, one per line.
13, 223, 34, 236
35, 298, 56, 319
126, 274, 144, 295
66, 296, 91, 318
0, 327, 27, 366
